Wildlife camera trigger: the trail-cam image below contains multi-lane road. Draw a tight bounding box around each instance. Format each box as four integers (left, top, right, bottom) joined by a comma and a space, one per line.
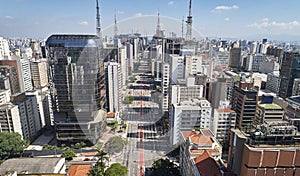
113, 56, 172, 176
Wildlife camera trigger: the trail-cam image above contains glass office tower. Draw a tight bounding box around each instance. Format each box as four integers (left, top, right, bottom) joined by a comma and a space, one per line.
46, 35, 106, 145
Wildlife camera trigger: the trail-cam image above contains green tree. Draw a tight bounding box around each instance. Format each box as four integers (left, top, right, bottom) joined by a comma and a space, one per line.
107, 136, 127, 156
0, 132, 28, 160
104, 163, 128, 176
61, 147, 76, 160
150, 158, 180, 176
89, 149, 110, 176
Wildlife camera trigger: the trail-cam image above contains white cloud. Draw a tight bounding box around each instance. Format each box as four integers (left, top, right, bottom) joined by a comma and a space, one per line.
135, 12, 143, 17
79, 21, 88, 26
168, 1, 174, 6
117, 10, 125, 14
212, 5, 239, 13
224, 17, 230, 21
4, 16, 14, 19
248, 18, 300, 29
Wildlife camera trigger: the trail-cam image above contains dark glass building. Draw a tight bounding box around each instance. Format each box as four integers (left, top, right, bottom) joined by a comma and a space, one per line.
279, 52, 300, 99
46, 34, 106, 145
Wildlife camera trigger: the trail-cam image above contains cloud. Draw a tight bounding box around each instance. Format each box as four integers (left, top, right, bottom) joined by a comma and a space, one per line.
224, 17, 230, 21
212, 5, 239, 13
168, 1, 174, 6
248, 18, 300, 29
4, 16, 14, 19
117, 10, 125, 14
79, 21, 88, 26
135, 12, 143, 17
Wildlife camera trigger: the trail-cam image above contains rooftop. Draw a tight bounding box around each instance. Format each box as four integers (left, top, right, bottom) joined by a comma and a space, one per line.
193, 150, 222, 176
0, 158, 65, 175
215, 108, 235, 113
257, 103, 282, 110
68, 164, 92, 176
288, 96, 300, 104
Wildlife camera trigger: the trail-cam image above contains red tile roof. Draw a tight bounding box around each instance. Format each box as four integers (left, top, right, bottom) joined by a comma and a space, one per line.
193, 151, 222, 176
68, 164, 92, 176
215, 108, 235, 113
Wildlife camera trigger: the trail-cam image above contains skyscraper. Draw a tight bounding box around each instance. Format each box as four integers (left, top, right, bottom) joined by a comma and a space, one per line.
279, 52, 300, 98
46, 34, 106, 145
105, 61, 121, 113
228, 47, 241, 70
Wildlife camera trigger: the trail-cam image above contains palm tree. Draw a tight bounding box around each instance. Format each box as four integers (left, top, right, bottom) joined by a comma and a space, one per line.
89, 149, 110, 176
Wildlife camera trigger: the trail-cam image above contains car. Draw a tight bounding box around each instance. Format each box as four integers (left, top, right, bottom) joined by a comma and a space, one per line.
83, 158, 91, 161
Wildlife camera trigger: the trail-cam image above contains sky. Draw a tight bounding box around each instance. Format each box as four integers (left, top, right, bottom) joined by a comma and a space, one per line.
1, 0, 300, 41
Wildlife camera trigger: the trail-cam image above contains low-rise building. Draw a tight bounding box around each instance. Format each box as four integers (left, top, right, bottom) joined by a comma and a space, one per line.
180, 130, 235, 176
0, 157, 66, 175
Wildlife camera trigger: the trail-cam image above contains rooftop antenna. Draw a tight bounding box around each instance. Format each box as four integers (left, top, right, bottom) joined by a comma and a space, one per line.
96, 0, 102, 38
155, 9, 162, 38
114, 9, 118, 39
182, 16, 184, 39
186, 0, 193, 40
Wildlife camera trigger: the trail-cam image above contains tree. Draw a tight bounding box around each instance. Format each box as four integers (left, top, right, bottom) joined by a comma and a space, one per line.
89, 149, 110, 176
150, 158, 180, 176
106, 136, 127, 156
0, 132, 28, 161
61, 147, 76, 160
104, 163, 128, 176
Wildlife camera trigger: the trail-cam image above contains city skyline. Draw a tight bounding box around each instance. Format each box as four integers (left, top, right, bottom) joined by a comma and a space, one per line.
0, 0, 300, 41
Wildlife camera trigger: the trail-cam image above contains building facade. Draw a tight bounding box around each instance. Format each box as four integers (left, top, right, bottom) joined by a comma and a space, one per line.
105, 62, 121, 113
46, 34, 106, 145
279, 52, 300, 99
171, 99, 212, 145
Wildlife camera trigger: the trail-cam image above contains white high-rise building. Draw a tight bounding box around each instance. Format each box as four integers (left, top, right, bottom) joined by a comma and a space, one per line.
0, 37, 11, 60
0, 103, 22, 137
212, 108, 236, 143
184, 55, 202, 79
125, 42, 133, 72
162, 63, 170, 112
171, 77, 205, 105
26, 90, 47, 127
119, 46, 128, 89
170, 98, 212, 145
106, 62, 121, 113
245, 54, 266, 72
266, 71, 281, 94
20, 58, 33, 91
11, 93, 41, 140
169, 54, 184, 84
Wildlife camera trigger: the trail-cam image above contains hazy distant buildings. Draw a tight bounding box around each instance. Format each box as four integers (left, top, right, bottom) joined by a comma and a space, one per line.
46, 34, 106, 145
0, 37, 11, 60
244, 54, 266, 72
279, 52, 300, 98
